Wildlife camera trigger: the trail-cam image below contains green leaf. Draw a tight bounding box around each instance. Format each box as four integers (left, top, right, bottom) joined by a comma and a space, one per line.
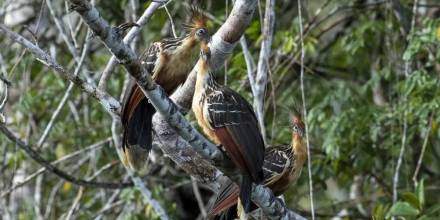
386, 202, 420, 218
282, 36, 294, 54
373, 203, 389, 220
402, 192, 421, 210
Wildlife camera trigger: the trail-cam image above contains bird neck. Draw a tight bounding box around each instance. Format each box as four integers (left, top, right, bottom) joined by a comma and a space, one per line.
195, 44, 218, 87
172, 36, 197, 55
195, 58, 211, 92
291, 134, 306, 161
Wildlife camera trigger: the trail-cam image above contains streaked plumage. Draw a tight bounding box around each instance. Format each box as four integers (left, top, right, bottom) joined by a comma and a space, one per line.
192, 47, 265, 213
121, 8, 209, 171
208, 114, 307, 219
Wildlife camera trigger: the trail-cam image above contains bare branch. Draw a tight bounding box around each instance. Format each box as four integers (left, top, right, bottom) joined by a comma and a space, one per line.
191, 176, 207, 218
0, 138, 111, 198
0, 24, 121, 116
0, 0, 307, 218
0, 124, 132, 189
254, 0, 275, 142
98, 1, 165, 91
239, 36, 257, 96
392, 0, 419, 209
412, 113, 434, 185
37, 30, 91, 148
297, 0, 316, 219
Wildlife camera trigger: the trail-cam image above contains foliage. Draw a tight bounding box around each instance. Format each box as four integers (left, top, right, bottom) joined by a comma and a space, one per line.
0, 0, 439, 219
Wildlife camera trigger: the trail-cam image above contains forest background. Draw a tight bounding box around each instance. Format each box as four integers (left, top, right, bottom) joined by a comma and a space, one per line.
0, 0, 439, 219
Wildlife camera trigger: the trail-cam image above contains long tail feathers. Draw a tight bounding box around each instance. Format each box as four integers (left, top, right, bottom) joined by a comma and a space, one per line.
122, 98, 154, 170
239, 174, 253, 213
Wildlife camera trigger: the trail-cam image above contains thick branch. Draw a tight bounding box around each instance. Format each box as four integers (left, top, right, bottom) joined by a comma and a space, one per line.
0, 0, 306, 218
68, 0, 224, 163
98, 1, 165, 90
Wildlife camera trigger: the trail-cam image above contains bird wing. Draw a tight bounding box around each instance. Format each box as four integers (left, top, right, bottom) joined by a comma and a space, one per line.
122, 41, 161, 126
208, 179, 239, 217
262, 146, 291, 186
205, 87, 265, 182
120, 42, 162, 169
140, 42, 161, 74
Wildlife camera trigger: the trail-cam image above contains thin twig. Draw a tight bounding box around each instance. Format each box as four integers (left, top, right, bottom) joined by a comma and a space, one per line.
412, 112, 434, 186
191, 177, 207, 219
392, 0, 419, 206
297, 0, 315, 219
0, 124, 132, 189
65, 187, 85, 220
3, 137, 111, 196
0, 24, 121, 116
0, 53, 9, 123
46, 0, 78, 58
0, 53, 11, 86
164, 5, 177, 38
239, 36, 257, 96
110, 105, 169, 220
98, 0, 166, 91
36, 31, 91, 148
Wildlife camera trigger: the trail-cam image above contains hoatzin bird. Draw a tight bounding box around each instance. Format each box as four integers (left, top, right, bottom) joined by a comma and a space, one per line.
207, 113, 307, 219
192, 45, 265, 213
121, 8, 209, 170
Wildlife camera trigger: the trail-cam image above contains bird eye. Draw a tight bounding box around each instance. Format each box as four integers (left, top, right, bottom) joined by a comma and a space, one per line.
196, 28, 206, 36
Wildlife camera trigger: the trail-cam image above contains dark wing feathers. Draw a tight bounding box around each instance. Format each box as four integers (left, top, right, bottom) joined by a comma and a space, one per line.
209, 146, 292, 219
208, 180, 239, 217
123, 41, 160, 130
121, 83, 154, 155
140, 42, 161, 74
263, 146, 291, 185
121, 42, 162, 169
207, 88, 265, 182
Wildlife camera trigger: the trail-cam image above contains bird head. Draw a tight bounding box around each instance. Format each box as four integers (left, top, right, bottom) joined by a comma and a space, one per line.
184, 6, 210, 44
290, 111, 305, 138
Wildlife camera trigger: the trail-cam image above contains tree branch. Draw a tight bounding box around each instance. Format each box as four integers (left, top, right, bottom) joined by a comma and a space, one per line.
0, 24, 121, 116
0, 124, 132, 189
98, 0, 166, 91
0, 0, 306, 218
254, 0, 275, 143
67, 0, 305, 218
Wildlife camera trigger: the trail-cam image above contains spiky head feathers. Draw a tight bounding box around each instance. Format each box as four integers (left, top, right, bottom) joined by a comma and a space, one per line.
189, 6, 207, 29
289, 110, 305, 138
183, 6, 209, 42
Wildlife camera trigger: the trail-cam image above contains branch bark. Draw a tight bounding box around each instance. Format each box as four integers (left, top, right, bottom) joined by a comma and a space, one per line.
0, 0, 306, 218
98, 1, 165, 91
0, 124, 132, 189
254, 0, 275, 142
67, 0, 305, 218
0, 24, 121, 116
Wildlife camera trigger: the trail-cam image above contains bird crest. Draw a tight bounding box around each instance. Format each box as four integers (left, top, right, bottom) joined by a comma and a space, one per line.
183, 6, 208, 30
288, 105, 305, 137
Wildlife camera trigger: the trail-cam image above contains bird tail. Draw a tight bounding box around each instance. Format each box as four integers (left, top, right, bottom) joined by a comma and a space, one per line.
239, 174, 253, 213
121, 85, 155, 171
